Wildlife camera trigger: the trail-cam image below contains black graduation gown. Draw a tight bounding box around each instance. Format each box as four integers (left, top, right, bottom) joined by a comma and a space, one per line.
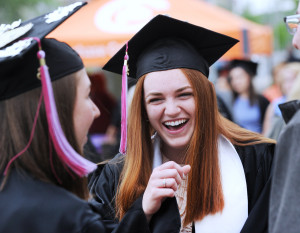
269, 100, 300, 233
89, 143, 274, 233
0, 169, 105, 233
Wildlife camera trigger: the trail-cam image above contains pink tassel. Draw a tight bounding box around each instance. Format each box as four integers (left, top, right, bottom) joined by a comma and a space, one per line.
4, 38, 97, 177
119, 42, 129, 154
35, 40, 96, 177
48, 134, 62, 184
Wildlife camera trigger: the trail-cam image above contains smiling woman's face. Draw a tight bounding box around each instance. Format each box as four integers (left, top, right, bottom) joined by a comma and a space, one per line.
143, 69, 195, 153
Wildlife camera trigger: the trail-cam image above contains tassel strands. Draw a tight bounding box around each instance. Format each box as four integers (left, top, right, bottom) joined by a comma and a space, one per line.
3, 37, 97, 177
34, 37, 97, 176
119, 42, 129, 154
4, 37, 97, 177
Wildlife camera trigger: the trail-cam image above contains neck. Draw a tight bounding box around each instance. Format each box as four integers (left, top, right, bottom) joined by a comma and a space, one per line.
161, 144, 187, 164
240, 91, 249, 99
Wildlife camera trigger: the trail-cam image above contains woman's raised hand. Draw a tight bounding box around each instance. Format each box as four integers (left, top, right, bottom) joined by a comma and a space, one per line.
142, 161, 191, 222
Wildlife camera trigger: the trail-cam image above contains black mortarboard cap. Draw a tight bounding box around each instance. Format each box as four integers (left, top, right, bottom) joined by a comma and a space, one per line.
0, 2, 86, 100
229, 59, 258, 76
279, 100, 300, 124
103, 14, 239, 79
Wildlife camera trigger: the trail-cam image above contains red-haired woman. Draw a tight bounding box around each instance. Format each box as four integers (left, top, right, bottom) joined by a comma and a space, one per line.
89, 15, 275, 233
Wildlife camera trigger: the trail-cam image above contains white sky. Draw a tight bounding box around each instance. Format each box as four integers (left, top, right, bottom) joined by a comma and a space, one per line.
233, 0, 296, 15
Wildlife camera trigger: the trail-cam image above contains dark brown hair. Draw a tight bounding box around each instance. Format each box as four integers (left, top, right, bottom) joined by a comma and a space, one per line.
0, 72, 89, 199
115, 68, 275, 225
228, 66, 257, 106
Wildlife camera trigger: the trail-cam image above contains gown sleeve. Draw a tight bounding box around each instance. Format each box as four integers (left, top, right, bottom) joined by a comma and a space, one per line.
235, 143, 275, 233
268, 111, 300, 233
88, 155, 151, 233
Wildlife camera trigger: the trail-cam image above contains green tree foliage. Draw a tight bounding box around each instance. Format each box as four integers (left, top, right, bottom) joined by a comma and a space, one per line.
242, 7, 296, 50
0, 0, 60, 23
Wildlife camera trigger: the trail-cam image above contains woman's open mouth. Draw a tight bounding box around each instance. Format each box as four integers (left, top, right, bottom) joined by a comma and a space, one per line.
163, 119, 188, 130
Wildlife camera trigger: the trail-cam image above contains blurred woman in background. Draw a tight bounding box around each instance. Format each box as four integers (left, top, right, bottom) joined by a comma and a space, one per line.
228, 59, 269, 133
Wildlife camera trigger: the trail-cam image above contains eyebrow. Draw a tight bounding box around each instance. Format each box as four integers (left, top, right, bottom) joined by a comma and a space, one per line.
176, 86, 192, 92
145, 85, 192, 98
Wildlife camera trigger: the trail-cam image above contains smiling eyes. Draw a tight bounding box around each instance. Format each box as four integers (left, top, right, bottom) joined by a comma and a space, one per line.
179, 92, 193, 97
148, 98, 161, 103
147, 92, 194, 103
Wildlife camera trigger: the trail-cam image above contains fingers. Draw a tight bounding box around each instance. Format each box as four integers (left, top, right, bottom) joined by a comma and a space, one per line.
155, 169, 182, 185
151, 187, 176, 198
156, 161, 183, 172
182, 165, 191, 178
142, 183, 175, 218
153, 161, 191, 183
162, 178, 167, 188
148, 162, 191, 193
157, 161, 191, 178
160, 178, 178, 190
142, 161, 191, 217
148, 174, 178, 191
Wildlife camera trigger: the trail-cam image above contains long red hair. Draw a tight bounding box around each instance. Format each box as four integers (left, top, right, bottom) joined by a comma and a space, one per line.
115, 68, 275, 225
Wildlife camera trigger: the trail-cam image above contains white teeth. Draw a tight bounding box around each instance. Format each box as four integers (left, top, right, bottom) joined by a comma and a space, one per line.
164, 119, 187, 126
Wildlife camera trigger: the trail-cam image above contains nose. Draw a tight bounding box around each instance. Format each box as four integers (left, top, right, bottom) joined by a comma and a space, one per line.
164, 99, 180, 116
93, 101, 101, 119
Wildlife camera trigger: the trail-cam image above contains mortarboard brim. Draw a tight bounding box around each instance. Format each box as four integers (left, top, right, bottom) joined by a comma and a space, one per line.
0, 2, 86, 100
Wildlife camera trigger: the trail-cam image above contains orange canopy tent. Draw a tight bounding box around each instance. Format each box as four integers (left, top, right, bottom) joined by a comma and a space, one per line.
49, 0, 273, 67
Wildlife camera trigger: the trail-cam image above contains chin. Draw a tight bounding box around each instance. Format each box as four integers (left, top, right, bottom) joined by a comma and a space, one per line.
165, 139, 190, 150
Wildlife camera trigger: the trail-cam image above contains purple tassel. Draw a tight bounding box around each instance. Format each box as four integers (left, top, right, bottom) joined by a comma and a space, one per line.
119, 43, 129, 154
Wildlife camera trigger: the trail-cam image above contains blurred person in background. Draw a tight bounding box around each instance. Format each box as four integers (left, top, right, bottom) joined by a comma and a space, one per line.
88, 72, 117, 136
214, 61, 234, 122
262, 61, 300, 139
86, 72, 117, 162
262, 62, 284, 102
228, 59, 269, 133
269, 2, 300, 232
100, 99, 121, 160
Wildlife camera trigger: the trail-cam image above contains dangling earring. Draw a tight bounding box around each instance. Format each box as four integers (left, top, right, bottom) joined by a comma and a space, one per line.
151, 131, 157, 140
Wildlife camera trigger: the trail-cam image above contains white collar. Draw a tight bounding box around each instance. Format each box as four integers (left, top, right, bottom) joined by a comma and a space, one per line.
152, 134, 248, 233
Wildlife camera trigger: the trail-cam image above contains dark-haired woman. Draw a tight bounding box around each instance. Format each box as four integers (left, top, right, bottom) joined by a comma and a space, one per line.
228, 59, 269, 133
